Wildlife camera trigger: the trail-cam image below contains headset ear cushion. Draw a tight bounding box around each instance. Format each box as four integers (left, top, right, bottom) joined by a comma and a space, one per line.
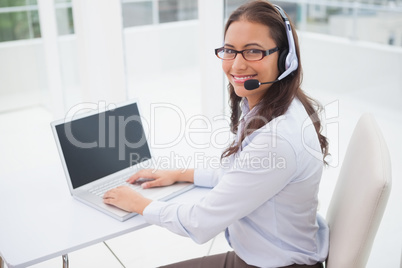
278, 48, 288, 75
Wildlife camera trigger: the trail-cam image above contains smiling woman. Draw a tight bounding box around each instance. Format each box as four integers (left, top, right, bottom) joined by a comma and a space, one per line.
221, 20, 280, 107
220, 1, 328, 162
104, 1, 330, 267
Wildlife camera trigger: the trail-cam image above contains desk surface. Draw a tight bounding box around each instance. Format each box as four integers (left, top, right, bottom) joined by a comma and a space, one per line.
0, 165, 209, 268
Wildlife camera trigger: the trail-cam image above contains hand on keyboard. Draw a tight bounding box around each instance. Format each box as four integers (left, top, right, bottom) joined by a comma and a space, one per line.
127, 169, 178, 189
103, 186, 152, 214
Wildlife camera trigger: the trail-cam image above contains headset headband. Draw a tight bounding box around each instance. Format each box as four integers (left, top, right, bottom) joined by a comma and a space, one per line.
274, 5, 299, 80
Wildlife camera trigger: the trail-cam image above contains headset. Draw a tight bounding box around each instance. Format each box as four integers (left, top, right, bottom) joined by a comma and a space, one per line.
239, 4, 301, 90
274, 4, 299, 80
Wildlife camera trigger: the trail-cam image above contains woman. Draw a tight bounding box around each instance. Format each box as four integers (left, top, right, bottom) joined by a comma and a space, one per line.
104, 1, 329, 267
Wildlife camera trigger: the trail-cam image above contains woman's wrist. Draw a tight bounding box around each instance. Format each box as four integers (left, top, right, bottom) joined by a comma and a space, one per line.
175, 169, 194, 183
139, 169, 193, 214
137, 197, 152, 215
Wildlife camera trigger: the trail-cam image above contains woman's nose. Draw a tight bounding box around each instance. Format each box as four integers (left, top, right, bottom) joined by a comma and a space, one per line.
231, 53, 247, 70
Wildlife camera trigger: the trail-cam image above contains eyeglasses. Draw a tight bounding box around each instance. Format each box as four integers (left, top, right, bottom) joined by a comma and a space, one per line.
215, 47, 279, 61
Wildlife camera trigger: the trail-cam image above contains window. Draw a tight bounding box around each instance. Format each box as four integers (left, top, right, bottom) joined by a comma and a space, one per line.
159, 0, 197, 23
122, 0, 203, 138
0, 0, 74, 43
224, 0, 245, 19
122, 0, 198, 28
224, 0, 402, 46
55, 0, 74, 35
122, 1, 154, 27
0, 0, 41, 42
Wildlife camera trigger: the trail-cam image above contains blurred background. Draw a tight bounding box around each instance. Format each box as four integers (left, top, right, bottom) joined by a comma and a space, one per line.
0, 0, 401, 267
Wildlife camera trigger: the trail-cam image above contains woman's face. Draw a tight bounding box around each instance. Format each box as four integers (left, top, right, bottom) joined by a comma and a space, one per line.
223, 20, 279, 109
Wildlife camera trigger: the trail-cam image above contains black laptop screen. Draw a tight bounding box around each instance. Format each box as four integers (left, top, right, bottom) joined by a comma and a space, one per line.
55, 102, 151, 189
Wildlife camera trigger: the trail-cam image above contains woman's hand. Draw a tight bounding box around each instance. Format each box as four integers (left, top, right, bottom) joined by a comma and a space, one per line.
103, 169, 194, 214
127, 169, 194, 189
103, 186, 152, 215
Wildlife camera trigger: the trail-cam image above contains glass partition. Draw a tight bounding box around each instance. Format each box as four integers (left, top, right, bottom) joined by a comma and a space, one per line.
224, 0, 402, 46
122, 1, 154, 27
121, 0, 202, 159
0, 0, 79, 113
0, 0, 45, 112
122, 0, 197, 27
54, 0, 79, 110
159, 0, 197, 23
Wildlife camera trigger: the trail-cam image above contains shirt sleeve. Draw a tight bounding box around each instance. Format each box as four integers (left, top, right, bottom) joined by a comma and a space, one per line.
193, 168, 222, 188
143, 132, 297, 244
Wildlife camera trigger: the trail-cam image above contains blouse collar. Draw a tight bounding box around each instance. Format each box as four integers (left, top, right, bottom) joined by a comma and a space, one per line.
240, 98, 261, 121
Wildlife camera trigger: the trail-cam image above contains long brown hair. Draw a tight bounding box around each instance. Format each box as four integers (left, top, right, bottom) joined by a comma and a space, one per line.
221, 0, 329, 162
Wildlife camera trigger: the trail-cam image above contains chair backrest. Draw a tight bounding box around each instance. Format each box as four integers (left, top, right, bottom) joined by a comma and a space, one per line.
325, 113, 392, 268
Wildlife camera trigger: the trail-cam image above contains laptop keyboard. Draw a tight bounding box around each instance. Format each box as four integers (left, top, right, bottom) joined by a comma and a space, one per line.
89, 175, 142, 197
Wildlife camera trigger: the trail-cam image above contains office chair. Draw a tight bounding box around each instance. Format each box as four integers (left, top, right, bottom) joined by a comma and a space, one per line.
325, 113, 392, 268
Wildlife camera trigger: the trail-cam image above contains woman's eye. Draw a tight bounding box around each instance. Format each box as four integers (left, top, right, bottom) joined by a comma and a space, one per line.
224, 48, 236, 54
247, 49, 261, 54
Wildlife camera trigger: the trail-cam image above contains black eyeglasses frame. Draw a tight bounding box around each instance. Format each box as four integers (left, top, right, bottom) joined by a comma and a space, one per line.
214, 47, 279, 61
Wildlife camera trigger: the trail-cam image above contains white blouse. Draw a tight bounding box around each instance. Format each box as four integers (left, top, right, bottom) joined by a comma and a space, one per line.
143, 97, 329, 267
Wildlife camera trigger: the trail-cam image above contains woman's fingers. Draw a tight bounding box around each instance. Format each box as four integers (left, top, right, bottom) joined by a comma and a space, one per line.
103, 186, 137, 212
103, 186, 152, 215
128, 169, 176, 188
141, 179, 164, 189
127, 169, 159, 184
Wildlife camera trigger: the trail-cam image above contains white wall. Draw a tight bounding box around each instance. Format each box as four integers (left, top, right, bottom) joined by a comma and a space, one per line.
0, 40, 48, 112
0, 40, 46, 95
299, 31, 402, 268
329, 13, 402, 46
58, 36, 80, 90
0, 21, 201, 112
123, 20, 199, 76
3, 28, 401, 111
0, 38, 79, 112
300, 31, 402, 98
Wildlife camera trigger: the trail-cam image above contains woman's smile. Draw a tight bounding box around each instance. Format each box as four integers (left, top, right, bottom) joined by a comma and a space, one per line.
231, 74, 257, 84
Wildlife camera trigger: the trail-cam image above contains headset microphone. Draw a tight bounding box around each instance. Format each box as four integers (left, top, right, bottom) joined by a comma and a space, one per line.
244, 79, 279, 90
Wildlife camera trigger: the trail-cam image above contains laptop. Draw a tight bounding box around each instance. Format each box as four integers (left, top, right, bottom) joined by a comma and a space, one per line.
51, 99, 194, 221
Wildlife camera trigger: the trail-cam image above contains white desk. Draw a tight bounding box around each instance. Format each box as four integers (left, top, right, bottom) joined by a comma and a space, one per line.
0, 165, 209, 268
